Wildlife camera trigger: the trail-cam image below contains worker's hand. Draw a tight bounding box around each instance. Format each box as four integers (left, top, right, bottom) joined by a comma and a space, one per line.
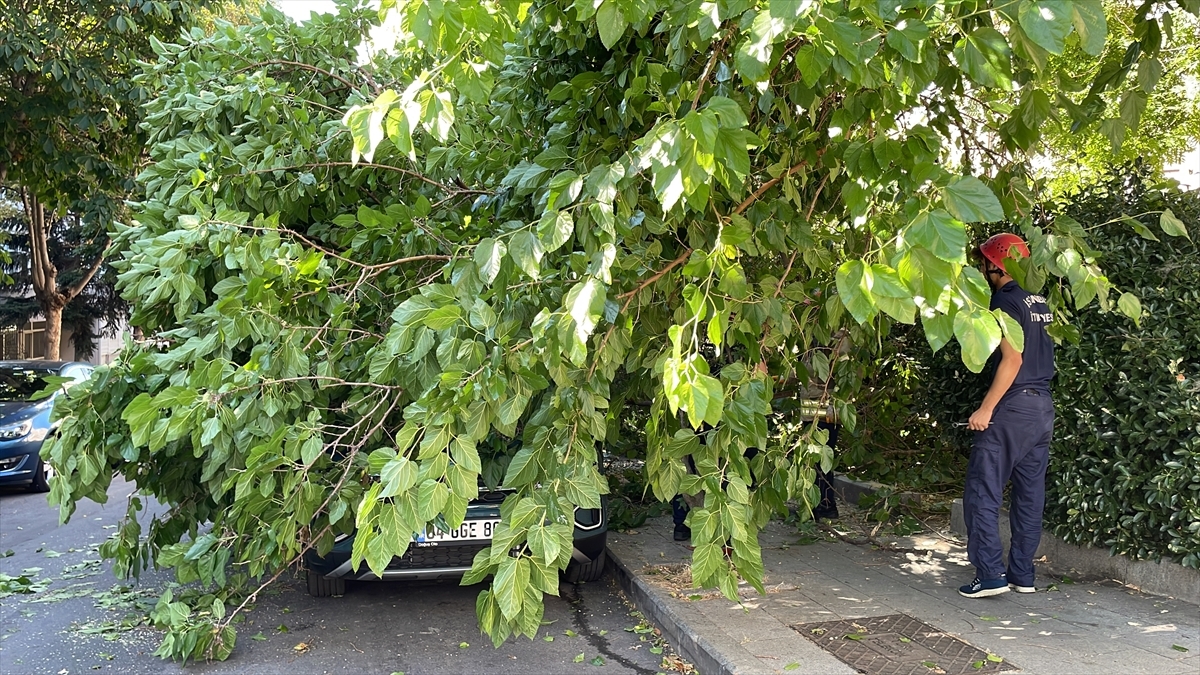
754, 361, 769, 376
967, 407, 993, 431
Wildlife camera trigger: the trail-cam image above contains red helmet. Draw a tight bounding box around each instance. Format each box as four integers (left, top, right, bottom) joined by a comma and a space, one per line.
978, 233, 1029, 274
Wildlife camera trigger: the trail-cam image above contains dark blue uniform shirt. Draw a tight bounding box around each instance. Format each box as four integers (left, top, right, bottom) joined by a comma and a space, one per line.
989, 281, 1055, 400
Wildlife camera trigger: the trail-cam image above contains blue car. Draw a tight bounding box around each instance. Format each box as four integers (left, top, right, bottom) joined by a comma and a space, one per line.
0, 361, 93, 492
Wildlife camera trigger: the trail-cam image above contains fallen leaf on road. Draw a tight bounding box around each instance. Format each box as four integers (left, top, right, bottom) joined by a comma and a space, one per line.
784, 664, 800, 671
293, 642, 309, 653
251, 632, 266, 641
573, 653, 585, 663
459, 642, 470, 649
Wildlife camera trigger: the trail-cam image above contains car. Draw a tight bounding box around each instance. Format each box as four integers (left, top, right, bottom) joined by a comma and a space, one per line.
303, 492, 608, 597
0, 361, 94, 492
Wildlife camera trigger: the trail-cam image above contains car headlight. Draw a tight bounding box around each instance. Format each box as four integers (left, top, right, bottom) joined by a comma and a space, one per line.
0, 419, 33, 441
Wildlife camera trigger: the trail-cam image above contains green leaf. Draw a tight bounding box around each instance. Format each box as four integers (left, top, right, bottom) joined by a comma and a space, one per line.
423, 305, 463, 330
380, 456, 417, 498
1071, 0, 1107, 56
300, 435, 323, 466
1019, 1, 1074, 55
595, 0, 627, 49
574, 653, 585, 663
922, 312, 955, 353
1117, 292, 1142, 326
986, 653, 1003, 662
954, 309, 1003, 373
1160, 210, 1190, 239
954, 27, 1012, 89
565, 278, 607, 355
943, 176, 1004, 223
538, 210, 574, 253
784, 664, 800, 672
869, 264, 916, 325
886, 18, 930, 62
1121, 215, 1159, 241
993, 308, 1025, 353
475, 238, 506, 285
836, 260, 878, 324
509, 230, 545, 280
906, 210, 967, 264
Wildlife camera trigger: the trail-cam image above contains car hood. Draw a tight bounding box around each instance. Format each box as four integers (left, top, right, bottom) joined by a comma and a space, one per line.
0, 400, 50, 424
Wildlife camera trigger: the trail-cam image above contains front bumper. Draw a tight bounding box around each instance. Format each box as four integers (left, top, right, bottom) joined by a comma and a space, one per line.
307, 497, 608, 581
0, 438, 43, 486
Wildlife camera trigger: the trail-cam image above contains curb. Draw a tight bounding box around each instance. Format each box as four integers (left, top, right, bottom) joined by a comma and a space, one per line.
605, 544, 736, 675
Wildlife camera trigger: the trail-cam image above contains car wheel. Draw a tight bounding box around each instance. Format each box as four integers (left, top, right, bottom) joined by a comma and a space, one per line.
564, 549, 606, 583
306, 569, 345, 597
27, 459, 51, 493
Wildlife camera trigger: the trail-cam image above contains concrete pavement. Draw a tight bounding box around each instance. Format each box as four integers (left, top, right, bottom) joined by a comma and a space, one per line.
608, 513, 1200, 675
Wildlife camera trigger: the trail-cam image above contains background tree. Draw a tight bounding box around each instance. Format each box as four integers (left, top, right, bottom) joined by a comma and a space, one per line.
45, 0, 1196, 662
0, 187, 127, 359
0, 0, 211, 358
1033, 3, 1200, 194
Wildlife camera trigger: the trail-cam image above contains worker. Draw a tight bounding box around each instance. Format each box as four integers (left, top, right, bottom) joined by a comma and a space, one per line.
959, 233, 1055, 598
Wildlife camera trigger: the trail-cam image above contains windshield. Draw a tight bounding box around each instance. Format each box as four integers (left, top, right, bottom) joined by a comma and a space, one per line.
0, 367, 57, 402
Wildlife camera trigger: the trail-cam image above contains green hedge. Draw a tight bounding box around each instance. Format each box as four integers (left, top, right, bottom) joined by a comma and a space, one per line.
1048, 171, 1200, 567
846, 168, 1200, 568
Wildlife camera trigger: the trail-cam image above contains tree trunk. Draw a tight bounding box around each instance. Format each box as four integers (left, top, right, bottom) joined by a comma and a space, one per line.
44, 304, 63, 361
21, 188, 64, 360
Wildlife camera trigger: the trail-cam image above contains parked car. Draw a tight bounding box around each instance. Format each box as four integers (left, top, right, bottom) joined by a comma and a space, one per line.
0, 361, 93, 492
303, 492, 608, 596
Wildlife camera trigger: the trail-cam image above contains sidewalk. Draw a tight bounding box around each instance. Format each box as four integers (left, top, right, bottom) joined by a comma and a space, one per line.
607, 513, 1200, 675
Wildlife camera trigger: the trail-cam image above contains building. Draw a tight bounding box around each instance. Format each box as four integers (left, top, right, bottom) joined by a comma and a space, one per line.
0, 316, 126, 364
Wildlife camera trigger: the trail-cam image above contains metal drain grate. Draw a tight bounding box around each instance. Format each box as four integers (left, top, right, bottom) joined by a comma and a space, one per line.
794, 614, 1017, 675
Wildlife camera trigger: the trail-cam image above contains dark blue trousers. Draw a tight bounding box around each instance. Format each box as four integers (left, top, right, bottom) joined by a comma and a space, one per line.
963, 390, 1054, 585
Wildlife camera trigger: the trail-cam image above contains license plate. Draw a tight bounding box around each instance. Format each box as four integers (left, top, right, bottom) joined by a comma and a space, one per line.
413, 519, 499, 544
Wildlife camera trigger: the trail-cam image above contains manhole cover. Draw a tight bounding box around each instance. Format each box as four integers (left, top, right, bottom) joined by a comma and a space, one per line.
793, 614, 1017, 675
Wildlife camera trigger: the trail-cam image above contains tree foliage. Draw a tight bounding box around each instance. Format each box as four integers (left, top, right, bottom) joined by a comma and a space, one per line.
0, 187, 127, 359
0, 0, 209, 357
1034, 3, 1200, 194
45, 0, 1197, 661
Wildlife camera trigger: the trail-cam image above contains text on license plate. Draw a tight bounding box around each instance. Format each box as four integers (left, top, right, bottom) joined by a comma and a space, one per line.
413, 519, 500, 543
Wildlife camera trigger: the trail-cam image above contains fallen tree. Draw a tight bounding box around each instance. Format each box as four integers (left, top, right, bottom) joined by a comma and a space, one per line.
45, 0, 1194, 661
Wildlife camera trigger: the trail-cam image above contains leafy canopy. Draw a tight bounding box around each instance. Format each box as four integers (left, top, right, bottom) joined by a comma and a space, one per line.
46, 0, 1195, 662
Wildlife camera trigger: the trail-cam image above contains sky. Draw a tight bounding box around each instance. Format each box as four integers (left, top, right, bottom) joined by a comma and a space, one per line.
275, 0, 336, 22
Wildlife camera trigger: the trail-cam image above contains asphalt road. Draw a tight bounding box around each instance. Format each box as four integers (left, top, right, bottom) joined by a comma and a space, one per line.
1, 478, 680, 675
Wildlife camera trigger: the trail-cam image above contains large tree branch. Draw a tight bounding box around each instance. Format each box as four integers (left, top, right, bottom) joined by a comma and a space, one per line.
235, 60, 359, 91
21, 188, 50, 293
240, 162, 489, 197
733, 161, 808, 216
615, 247, 693, 309
63, 240, 110, 301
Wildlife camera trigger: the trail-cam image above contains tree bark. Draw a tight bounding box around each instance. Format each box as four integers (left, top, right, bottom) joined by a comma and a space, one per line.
44, 304, 63, 361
